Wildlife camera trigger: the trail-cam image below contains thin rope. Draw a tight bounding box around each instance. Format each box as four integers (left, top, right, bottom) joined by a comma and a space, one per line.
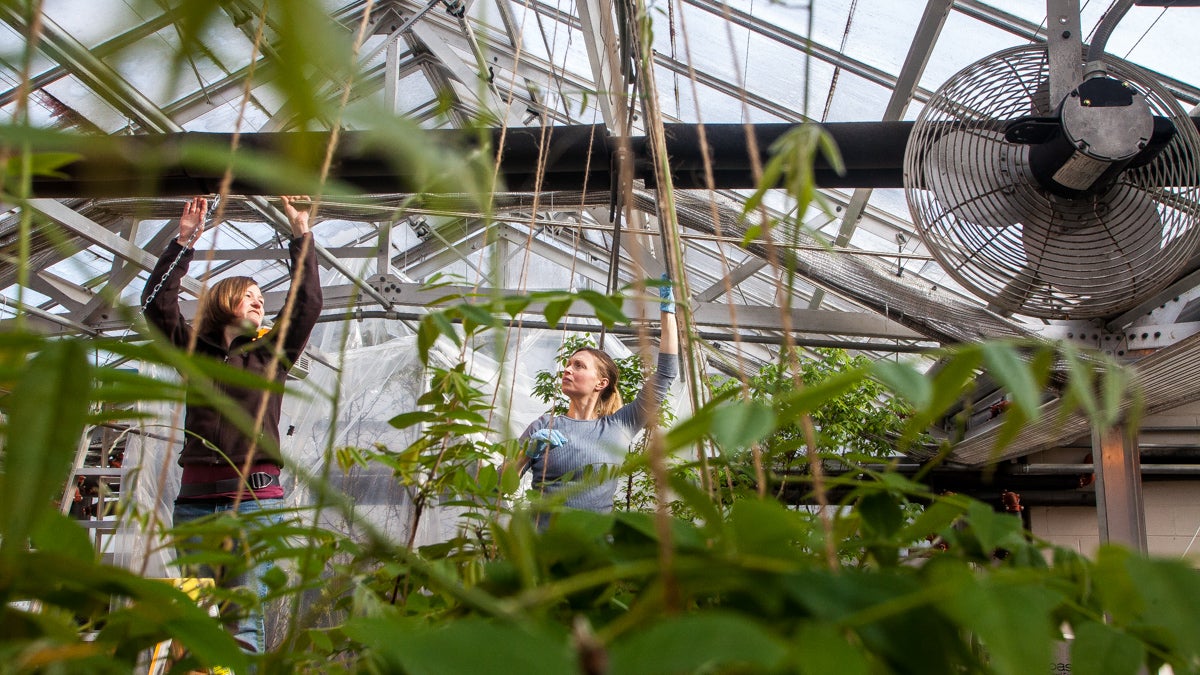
821, 0, 857, 123
3, 0, 46, 327
235, 0, 381, 516
1122, 9, 1166, 59
1182, 516, 1200, 558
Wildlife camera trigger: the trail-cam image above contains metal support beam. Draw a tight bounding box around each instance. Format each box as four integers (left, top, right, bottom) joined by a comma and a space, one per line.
1092, 425, 1148, 553
189, 277, 924, 340
385, 32, 403, 113
410, 22, 523, 126
240, 196, 394, 309
73, 217, 171, 326
25, 198, 203, 296
576, 0, 630, 130
1045, 0, 1082, 106
689, 302, 924, 339
694, 258, 766, 302
27, 269, 92, 311
0, 7, 180, 133
0, 8, 180, 108
497, 224, 611, 285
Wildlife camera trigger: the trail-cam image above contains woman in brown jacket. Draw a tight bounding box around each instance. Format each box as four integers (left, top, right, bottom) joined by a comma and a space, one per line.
142, 195, 322, 656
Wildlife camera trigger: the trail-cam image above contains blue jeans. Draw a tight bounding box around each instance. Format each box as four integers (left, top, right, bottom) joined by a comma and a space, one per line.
173, 498, 285, 656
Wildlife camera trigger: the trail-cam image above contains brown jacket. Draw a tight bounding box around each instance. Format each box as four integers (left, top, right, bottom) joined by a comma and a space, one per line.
142, 234, 323, 467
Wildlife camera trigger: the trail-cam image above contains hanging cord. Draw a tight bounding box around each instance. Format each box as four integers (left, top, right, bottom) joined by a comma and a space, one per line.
3, 0, 46, 330
1182, 517, 1200, 559
820, 0, 856, 122
235, 0, 381, 523
673, 0, 763, 501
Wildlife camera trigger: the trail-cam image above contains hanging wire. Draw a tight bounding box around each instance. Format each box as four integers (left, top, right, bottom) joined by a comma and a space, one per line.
820, 0, 857, 122
1121, 8, 1167, 59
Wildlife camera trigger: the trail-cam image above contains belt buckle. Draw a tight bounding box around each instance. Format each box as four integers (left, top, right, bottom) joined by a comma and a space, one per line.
247, 472, 274, 490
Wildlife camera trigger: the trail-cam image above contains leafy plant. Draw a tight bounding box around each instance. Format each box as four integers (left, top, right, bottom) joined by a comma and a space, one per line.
0, 4, 1195, 674
708, 347, 920, 498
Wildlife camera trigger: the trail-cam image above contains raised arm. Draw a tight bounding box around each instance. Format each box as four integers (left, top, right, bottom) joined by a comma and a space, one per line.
280, 195, 312, 237
176, 196, 207, 247
273, 196, 323, 364
142, 198, 206, 345
613, 276, 681, 428
659, 274, 679, 357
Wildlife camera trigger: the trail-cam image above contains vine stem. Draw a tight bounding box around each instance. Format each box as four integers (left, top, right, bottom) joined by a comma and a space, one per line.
628, 0, 686, 613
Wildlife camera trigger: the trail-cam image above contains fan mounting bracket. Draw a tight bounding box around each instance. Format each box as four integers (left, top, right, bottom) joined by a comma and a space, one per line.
1041, 321, 1130, 357
1046, 0, 1084, 104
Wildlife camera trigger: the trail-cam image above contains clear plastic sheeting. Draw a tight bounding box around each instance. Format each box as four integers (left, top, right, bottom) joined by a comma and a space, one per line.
112, 323, 653, 571
110, 362, 184, 578
280, 336, 454, 549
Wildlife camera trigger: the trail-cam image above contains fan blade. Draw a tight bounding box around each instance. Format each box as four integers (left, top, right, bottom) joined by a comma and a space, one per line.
1020, 186, 1164, 297
925, 128, 1026, 229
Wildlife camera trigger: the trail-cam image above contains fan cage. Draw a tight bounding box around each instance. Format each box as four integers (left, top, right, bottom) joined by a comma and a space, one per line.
903, 45, 1200, 319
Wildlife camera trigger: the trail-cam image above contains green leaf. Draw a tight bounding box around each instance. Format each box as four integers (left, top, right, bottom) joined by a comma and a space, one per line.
872, 359, 931, 410
776, 367, 868, 421
389, 410, 439, 429
663, 388, 736, 452
500, 461, 520, 495
858, 491, 904, 538
1070, 621, 1144, 675
942, 577, 1060, 675
730, 499, 807, 560
1121, 554, 1200, 658
925, 347, 983, 419
666, 471, 724, 535
7, 151, 83, 179
897, 495, 970, 545
431, 311, 461, 347
981, 342, 1040, 420
457, 302, 499, 333
29, 510, 95, 562
0, 339, 90, 560
543, 298, 573, 328
345, 617, 575, 675
963, 501, 1025, 555
1060, 344, 1098, 419
794, 623, 870, 675
577, 289, 628, 326
710, 399, 776, 451
1099, 360, 1128, 430
502, 294, 533, 316
417, 314, 441, 363
608, 613, 787, 675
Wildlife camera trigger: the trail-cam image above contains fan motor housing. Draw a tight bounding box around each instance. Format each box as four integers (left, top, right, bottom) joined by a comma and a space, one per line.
1028, 76, 1154, 199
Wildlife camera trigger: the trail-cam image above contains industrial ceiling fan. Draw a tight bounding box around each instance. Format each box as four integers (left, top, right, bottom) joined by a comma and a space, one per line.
903, 0, 1200, 319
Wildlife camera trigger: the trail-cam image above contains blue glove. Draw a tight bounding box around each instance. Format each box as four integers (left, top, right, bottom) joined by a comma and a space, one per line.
659, 273, 675, 314
527, 428, 567, 459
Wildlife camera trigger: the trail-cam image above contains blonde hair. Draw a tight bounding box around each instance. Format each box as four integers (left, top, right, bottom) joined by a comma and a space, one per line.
199, 276, 258, 333
575, 347, 623, 417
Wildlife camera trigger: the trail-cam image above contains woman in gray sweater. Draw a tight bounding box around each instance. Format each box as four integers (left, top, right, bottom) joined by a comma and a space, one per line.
519, 280, 679, 528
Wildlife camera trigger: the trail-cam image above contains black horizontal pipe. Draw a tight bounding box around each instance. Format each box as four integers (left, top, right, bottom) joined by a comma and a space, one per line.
23, 118, 1200, 197
25, 122, 913, 197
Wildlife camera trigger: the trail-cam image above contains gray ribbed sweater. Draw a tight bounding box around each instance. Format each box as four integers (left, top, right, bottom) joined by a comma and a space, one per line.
521, 352, 678, 520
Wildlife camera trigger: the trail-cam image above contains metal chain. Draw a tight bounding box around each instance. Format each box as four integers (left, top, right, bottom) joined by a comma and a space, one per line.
137, 195, 221, 315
